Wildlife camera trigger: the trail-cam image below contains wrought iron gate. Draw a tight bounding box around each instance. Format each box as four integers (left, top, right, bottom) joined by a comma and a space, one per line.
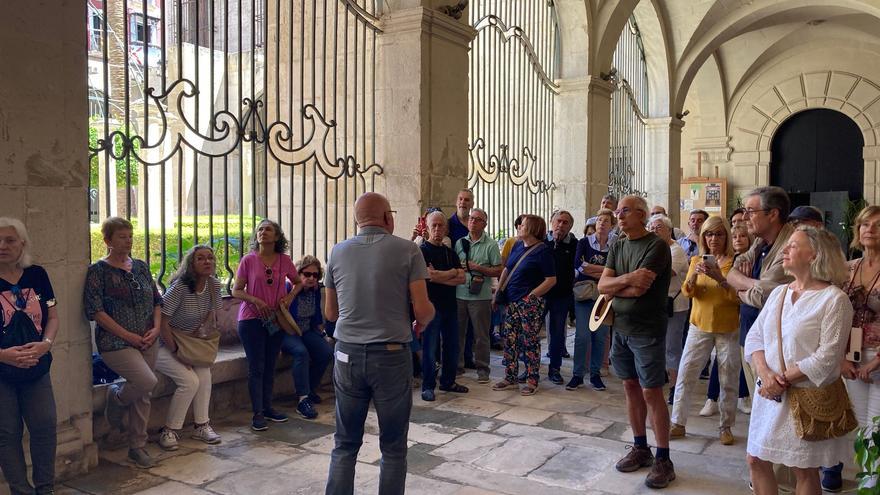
87, 0, 382, 290
608, 16, 649, 198
468, 0, 558, 240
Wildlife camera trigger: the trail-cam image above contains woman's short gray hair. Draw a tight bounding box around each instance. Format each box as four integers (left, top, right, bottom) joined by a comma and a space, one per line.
648, 214, 672, 230
796, 226, 848, 287
0, 217, 32, 268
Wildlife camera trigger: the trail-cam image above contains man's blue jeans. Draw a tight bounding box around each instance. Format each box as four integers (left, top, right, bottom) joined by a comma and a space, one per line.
281, 330, 333, 397
326, 341, 412, 495
547, 294, 574, 370
573, 299, 609, 378
421, 307, 458, 391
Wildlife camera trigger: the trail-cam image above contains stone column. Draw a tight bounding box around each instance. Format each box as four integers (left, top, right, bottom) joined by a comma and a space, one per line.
644, 116, 684, 224
864, 145, 880, 205
584, 76, 615, 214
0, 0, 98, 481
375, 7, 476, 229
553, 78, 589, 224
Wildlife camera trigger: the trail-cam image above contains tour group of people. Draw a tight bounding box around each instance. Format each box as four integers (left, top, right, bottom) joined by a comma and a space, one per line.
2, 184, 879, 494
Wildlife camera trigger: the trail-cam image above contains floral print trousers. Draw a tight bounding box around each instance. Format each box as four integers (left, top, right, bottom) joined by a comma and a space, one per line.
502, 295, 545, 387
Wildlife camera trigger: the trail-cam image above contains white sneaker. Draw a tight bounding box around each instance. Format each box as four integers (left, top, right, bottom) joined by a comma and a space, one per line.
158, 428, 179, 451
699, 399, 719, 417
738, 397, 752, 415
192, 423, 222, 444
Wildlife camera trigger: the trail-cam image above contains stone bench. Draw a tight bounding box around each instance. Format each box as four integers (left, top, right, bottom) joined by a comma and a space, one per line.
91, 297, 332, 445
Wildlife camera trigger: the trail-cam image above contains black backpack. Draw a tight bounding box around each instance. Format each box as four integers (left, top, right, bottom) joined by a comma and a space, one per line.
0, 307, 52, 383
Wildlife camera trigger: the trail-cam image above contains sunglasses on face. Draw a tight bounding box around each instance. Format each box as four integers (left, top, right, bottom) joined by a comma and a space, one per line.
301, 271, 320, 279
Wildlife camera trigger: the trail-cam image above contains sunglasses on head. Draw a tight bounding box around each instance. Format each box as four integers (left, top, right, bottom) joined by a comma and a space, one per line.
301, 271, 320, 279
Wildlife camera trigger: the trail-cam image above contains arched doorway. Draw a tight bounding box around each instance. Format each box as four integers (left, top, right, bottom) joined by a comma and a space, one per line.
770, 108, 864, 244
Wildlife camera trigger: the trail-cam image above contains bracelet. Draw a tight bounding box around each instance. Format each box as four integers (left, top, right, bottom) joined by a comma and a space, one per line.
43, 338, 53, 347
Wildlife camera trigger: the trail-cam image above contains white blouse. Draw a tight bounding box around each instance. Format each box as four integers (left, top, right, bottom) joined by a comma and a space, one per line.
743, 284, 855, 468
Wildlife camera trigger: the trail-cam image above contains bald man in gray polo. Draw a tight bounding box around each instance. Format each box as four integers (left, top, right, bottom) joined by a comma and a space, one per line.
324, 192, 435, 495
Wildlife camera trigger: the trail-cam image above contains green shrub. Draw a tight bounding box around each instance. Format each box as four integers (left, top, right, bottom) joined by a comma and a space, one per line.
90, 215, 262, 290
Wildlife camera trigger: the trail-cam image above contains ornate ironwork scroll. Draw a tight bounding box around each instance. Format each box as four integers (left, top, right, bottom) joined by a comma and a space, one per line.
87, 0, 383, 290
609, 17, 649, 198
468, 0, 558, 239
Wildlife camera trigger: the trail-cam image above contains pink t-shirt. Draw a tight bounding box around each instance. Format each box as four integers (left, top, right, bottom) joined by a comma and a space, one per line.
236, 252, 299, 321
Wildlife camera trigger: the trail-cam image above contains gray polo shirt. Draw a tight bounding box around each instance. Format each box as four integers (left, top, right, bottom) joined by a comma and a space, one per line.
325, 226, 429, 344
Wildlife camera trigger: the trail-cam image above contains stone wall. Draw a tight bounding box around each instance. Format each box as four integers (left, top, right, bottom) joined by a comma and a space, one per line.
0, 0, 98, 481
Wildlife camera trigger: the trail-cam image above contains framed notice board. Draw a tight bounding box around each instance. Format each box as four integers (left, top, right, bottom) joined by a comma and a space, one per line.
679, 178, 727, 231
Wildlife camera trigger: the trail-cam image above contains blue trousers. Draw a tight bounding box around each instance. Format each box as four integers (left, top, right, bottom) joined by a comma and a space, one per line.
326, 341, 412, 495
281, 330, 333, 398
547, 294, 574, 370
238, 319, 285, 415
421, 307, 459, 390
573, 299, 609, 377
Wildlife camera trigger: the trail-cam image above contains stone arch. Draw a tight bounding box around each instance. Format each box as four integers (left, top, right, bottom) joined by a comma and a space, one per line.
554, 0, 591, 80
632, 0, 673, 117
729, 69, 880, 202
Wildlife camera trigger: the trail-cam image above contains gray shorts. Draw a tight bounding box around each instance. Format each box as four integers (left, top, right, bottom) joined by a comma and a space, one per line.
611, 332, 667, 389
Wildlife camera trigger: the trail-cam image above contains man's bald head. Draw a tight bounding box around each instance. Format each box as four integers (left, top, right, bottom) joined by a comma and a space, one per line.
355, 192, 393, 232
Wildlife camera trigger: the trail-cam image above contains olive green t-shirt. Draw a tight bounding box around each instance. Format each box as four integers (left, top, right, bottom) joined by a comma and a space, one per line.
605, 232, 672, 338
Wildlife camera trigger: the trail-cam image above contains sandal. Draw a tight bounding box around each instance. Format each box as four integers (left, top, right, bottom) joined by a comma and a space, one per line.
520, 386, 538, 396
439, 383, 469, 393
492, 380, 514, 391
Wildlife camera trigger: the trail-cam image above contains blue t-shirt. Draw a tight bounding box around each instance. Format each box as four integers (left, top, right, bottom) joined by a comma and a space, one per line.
449, 213, 469, 245
574, 235, 609, 282
503, 240, 555, 302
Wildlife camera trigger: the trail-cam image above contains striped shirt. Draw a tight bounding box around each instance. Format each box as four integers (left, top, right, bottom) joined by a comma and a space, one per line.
161, 277, 222, 333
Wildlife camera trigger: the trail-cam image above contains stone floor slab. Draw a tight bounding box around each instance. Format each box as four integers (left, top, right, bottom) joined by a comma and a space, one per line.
473, 437, 562, 476
408, 422, 469, 446
492, 406, 555, 425
205, 453, 379, 494
526, 445, 615, 490
430, 432, 508, 463
428, 461, 596, 495
147, 451, 245, 485
502, 394, 597, 414
543, 413, 615, 436
435, 397, 511, 418
254, 417, 337, 446
493, 422, 579, 441
127, 481, 214, 495
213, 441, 307, 467
63, 460, 167, 495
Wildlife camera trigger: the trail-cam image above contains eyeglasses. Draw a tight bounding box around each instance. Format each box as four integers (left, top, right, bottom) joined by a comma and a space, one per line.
743, 208, 769, 217
385, 210, 397, 216
265, 265, 273, 285
613, 207, 633, 217
9, 285, 26, 309
704, 231, 726, 238
123, 271, 142, 290
301, 271, 320, 279
468, 216, 486, 223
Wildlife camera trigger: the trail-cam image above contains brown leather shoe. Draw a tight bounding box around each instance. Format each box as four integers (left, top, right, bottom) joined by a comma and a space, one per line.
669, 423, 686, 439
615, 445, 654, 473
645, 457, 676, 489
719, 428, 735, 445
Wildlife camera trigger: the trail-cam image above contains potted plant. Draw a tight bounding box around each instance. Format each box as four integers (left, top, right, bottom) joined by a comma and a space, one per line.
855, 415, 880, 493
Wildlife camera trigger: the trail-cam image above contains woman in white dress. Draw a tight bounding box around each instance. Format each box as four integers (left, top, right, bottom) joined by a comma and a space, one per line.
744, 226, 854, 494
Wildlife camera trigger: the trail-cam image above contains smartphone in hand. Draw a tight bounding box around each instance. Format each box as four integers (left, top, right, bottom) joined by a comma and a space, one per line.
701, 254, 717, 267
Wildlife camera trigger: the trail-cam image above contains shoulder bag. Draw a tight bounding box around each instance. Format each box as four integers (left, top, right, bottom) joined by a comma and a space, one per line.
173, 283, 221, 367
0, 289, 52, 382
494, 243, 542, 305
776, 286, 857, 441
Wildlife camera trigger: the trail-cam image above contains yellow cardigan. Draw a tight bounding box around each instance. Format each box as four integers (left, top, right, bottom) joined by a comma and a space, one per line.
681, 256, 741, 333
